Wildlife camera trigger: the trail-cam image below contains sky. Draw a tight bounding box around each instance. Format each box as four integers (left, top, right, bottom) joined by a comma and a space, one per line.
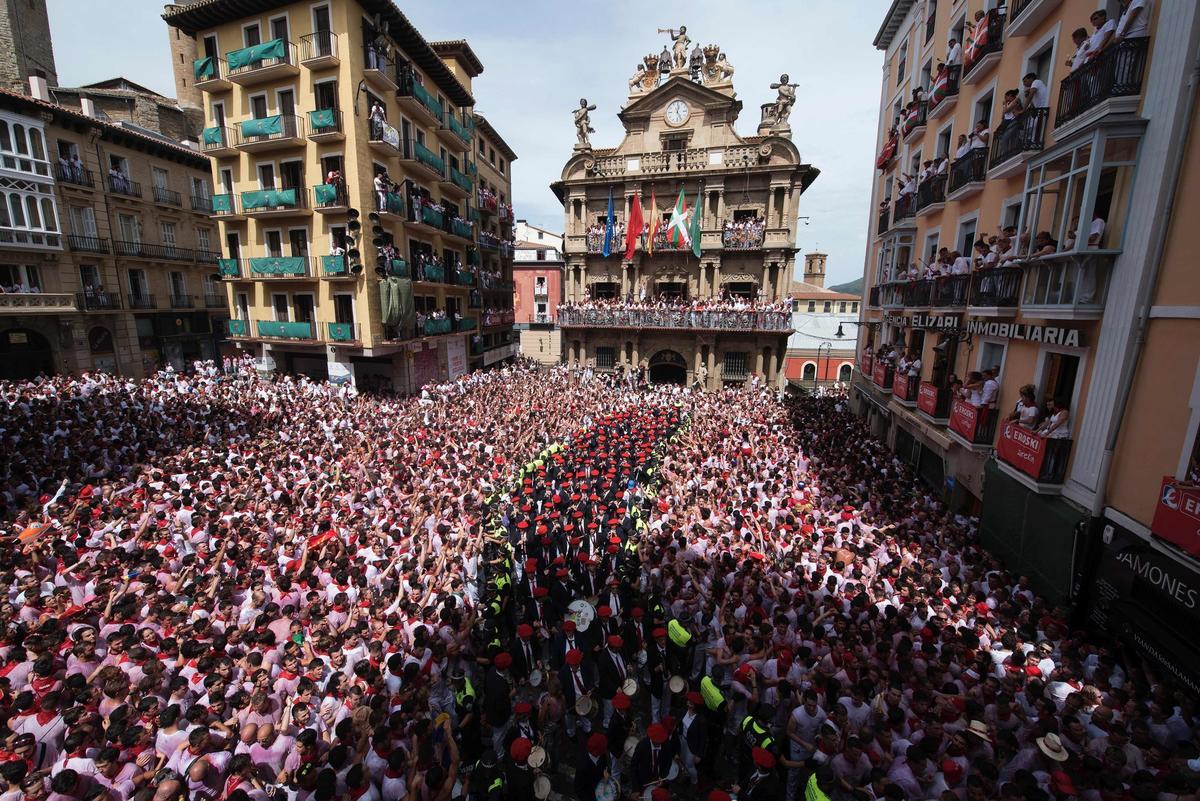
48, 0, 882, 287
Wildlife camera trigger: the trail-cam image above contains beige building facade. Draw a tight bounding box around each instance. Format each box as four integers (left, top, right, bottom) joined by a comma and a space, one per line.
0, 85, 224, 379
553, 33, 817, 388
163, 0, 515, 390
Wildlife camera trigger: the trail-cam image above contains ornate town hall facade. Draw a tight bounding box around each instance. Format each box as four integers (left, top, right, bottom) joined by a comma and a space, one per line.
553, 29, 818, 388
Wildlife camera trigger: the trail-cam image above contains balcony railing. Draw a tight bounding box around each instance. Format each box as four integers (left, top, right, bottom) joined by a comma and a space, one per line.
308, 108, 343, 138
949, 399, 998, 446
201, 126, 235, 153
75, 291, 120, 311
722, 221, 765, 250
127, 293, 156, 309
997, 421, 1072, 485
901, 103, 927, 138
449, 166, 473, 194
877, 205, 890, 235
905, 279, 933, 307
321, 254, 352, 277
451, 218, 474, 239
56, 164, 93, 188
327, 322, 359, 342
68, 235, 109, 253
235, 114, 303, 147
226, 39, 297, 81
893, 372, 918, 403
968, 266, 1023, 309
413, 260, 447, 283
0, 293, 76, 312
423, 317, 453, 336
871, 361, 894, 392
211, 193, 240, 216
989, 108, 1048, 170
203, 293, 226, 308
299, 30, 338, 65
192, 55, 228, 87
196, 250, 220, 264
477, 190, 499, 215
169, 293, 195, 309
484, 310, 516, 326
218, 258, 241, 278
399, 78, 444, 123
914, 174, 947, 212
892, 194, 915, 225
931, 274, 970, 307
191, 194, 213, 213
107, 176, 141, 198
875, 135, 899, 170
363, 47, 397, 88
412, 140, 445, 176
248, 255, 312, 278
559, 306, 791, 333
227, 319, 249, 337
917, 381, 952, 420
947, 149, 988, 195
256, 319, 315, 340
962, 9, 1005, 79
1055, 37, 1150, 129
152, 186, 181, 206
240, 187, 307, 214
417, 203, 444, 229
1018, 251, 1115, 316
447, 114, 472, 145
314, 183, 349, 210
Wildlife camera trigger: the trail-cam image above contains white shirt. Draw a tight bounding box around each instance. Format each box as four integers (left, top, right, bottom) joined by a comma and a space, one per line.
1025, 79, 1050, 109
980, 378, 999, 406
946, 42, 962, 65
1088, 20, 1117, 55
1116, 0, 1150, 39
1088, 216, 1107, 245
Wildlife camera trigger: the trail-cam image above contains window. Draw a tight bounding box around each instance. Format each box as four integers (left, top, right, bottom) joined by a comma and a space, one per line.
936, 124, 953, 158
1039, 352, 1080, 410
315, 80, 338, 111
807, 300, 816, 312
973, 90, 993, 129
118, 213, 141, 244
823, 301, 832, 312
958, 218, 977, 255
537, 231, 544, 240
722, 352, 749, 380
128, 268, 147, 297
236, 292, 249, 320
79, 264, 100, 289
536, 249, 546, 261
265, 230, 283, 257
202, 34, 217, 60
0, 264, 40, 291
978, 341, 1006, 377
595, 347, 616, 369
592, 281, 618, 300
925, 0, 937, 43
257, 164, 275, 189
920, 60, 932, 91
152, 167, 169, 191
191, 176, 209, 200
269, 16, 288, 44
896, 39, 908, 87
925, 231, 940, 262
1020, 134, 1140, 256
0, 117, 50, 177
839, 301, 847, 313
169, 271, 186, 298
272, 293, 289, 321
250, 95, 268, 119
0, 185, 60, 247
838, 363, 853, 382
56, 139, 80, 162
243, 24, 261, 47
288, 228, 307, 257
69, 205, 97, 238
160, 222, 177, 254
294, 293, 315, 323
334, 294, 354, 325
196, 227, 211, 254
498, 159, 506, 175
851, 302, 859, 312
226, 231, 241, 259
802, 363, 817, 381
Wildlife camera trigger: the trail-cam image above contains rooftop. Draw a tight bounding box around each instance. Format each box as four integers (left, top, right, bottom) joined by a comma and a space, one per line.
429, 40, 484, 78
472, 113, 518, 162
873, 0, 917, 50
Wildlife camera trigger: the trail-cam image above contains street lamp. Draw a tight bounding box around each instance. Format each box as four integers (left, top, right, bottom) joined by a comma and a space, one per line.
815, 341, 832, 389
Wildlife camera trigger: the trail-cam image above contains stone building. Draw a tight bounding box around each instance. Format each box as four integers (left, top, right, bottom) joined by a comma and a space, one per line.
49, 78, 205, 144
553, 30, 818, 388
512, 221, 563, 365
162, 0, 516, 389
783, 252, 860, 387
0, 83, 224, 379
0, 0, 57, 94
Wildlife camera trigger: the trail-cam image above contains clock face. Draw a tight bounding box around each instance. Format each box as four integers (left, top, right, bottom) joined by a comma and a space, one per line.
665, 100, 690, 126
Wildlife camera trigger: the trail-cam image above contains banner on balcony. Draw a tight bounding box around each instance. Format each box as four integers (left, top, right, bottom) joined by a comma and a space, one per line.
218, 258, 240, 277
386, 193, 405, 215
1152, 477, 1200, 558
321, 255, 347, 275
447, 337, 467, 380
328, 323, 353, 342
250, 256, 306, 275
917, 382, 941, 416
202, 126, 224, 145
315, 184, 338, 205
996, 421, 1047, 477
194, 57, 217, 81
949, 400, 984, 441
930, 68, 951, 106
902, 106, 922, 136
963, 16, 990, 70
227, 38, 286, 70
875, 137, 898, 169
380, 122, 401, 150
309, 108, 337, 130
212, 194, 233, 212
241, 115, 283, 137
242, 189, 296, 209
871, 360, 891, 388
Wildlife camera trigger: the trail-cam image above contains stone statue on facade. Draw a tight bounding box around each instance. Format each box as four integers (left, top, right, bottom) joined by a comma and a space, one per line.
701, 46, 735, 84
658, 25, 691, 71
628, 62, 647, 94
573, 98, 596, 150
768, 73, 798, 130
714, 51, 735, 82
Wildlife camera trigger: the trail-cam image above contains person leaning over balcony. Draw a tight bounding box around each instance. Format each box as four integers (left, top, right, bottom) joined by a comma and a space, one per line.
946, 37, 962, 66
905, 350, 922, 378
1008, 385, 1042, 429
1065, 28, 1092, 72
1032, 231, 1058, 257
1022, 73, 1050, 111
961, 371, 984, 405
980, 369, 1000, 409
949, 250, 971, 276
1037, 398, 1072, 477
1087, 10, 1117, 59
997, 90, 1023, 134
975, 239, 996, 269
954, 134, 971, 160
1114, 0, 1151, 44
969, 120, 990, 151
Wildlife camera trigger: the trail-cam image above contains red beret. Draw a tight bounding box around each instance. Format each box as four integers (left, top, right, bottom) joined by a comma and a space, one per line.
563, 620, 576, 633
597, 606, 612, 618
708, 792, 732, 801
651, 789, 670, 801
687, 691, 704, 705
533, 586, 549, 598
509, 737, 532, 762
514, 701, 532, 715
565, 648, 583, 666
653, 627, 667, 638
587, 732, 609, 757
607, 635, 623, 649
647, 723, 668, 744
517, 624, 533, 638
494, 652, 512, 669
612, 692, 631, 710
752, 747, 776, 769
630, 607, 644, 619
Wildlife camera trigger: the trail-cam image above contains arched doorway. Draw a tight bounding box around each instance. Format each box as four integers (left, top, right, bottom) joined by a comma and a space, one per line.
0, 328, 54, 380
648, 349, 688, 385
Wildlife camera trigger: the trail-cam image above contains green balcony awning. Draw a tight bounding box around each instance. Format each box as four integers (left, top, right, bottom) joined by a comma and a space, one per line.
414, 141, 445, 175
321, 255, 348, 275
315, 183, 339, 204
218, 258, 240, 277
241, 188, 297, 210
202, 126, 225, 145
423, 318, 452, 336
327, 322, 354, 341
212, 194, 234, 213
241, 115, 282, 137
457, 270, 476, 285
227, 38, 286, 70
386, 193, 405, 215
411, 82, 444, 122
194, 56, 218, 81
257, 320, 313, 338
420, 205, 444, 227
227, 319, 248, 336
249, 256, 306, 275
388, 258, 409, 278
309, 108, 338, 130
423, 264, 445, 283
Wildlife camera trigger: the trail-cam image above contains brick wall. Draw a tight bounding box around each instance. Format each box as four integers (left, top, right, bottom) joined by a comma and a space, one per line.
0, 0, 58, 93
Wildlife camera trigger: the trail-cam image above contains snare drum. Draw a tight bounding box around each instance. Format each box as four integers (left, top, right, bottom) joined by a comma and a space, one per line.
596, 778, 618, 801
623, 735, 639, 757
622, 677, 639, 697
528, 745, 547, 769
668, 675, 686, 694
533, 774, 552, 799
575, 695, 594, 716
666, 761, 679, 780
529, 669, 543, 688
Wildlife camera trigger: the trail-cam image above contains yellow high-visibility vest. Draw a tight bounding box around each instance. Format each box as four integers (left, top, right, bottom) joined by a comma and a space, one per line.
668, 619, 691, 648
700, 676, 725, 711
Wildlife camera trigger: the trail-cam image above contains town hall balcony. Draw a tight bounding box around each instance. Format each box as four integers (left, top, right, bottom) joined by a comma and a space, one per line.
557, 306, 792, 334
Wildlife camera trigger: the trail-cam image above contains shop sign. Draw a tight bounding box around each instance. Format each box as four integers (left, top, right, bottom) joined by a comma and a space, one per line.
884, 313, 961, 330
965, 320, 1082, 347
1152, 477, 1200, 558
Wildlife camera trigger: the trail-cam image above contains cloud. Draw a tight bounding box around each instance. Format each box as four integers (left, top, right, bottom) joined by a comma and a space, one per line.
49, 0, 879, 286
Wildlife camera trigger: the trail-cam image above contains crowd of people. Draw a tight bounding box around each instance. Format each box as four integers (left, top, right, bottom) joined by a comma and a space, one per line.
721, 218, 766, 250
0, 357, 1195, 801
558, 293, 793, 332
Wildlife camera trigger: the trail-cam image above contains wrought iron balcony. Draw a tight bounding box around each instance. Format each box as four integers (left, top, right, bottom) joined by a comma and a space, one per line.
558, 306, 792, 333
307, 108, 343, 142
299, 30, 339, 68
927, 65, 961, 119
127, 293, 156, 309
153, 186, 182, 206
931, 274, 970, 307
75, 291, 120, 311
107, 176, 141, 198
1055, 37, 1149, 130
191, 194, 213, 213
968, 266, 1023, 310
989, 108, 1048, 176
226, 39, 298, 85
68, 235, 109, 254
234, 114, 304, 151
914, 174, 947, 214
56, 164, 93, 188
169, 293, 196, 309
256, 319, 316, 340
326, 321, 360, 343
961, 9, 1005, 84
947, 149, 988, 197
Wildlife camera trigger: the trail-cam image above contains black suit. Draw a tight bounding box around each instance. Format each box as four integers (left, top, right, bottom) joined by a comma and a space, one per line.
631, 738, 676, 790
509, 636, 539, 681
680, 710, 707, 762
574, 750, 609, 801
646, 641, 670, 695
558, 663, 597, 708
550, 632, 588, 671
597, 647, 631, 699
605, 711, 632, 758
482, 668, 512, 727
504, 716, 541, 751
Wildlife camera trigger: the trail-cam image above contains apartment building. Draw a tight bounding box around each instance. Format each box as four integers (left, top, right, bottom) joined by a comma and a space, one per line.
0, 84, 223, 379
162, 0, 516, 390
513, 221, 564, 365
855, 0, 1200, 685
